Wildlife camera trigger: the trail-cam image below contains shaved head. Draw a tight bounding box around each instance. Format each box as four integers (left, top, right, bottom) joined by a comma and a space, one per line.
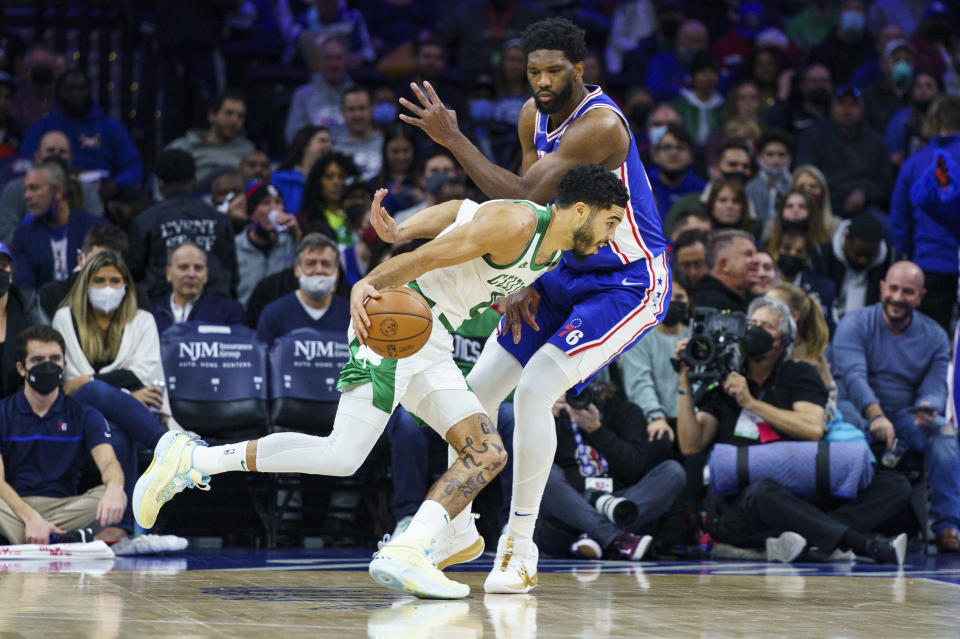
880, 261, 926, 330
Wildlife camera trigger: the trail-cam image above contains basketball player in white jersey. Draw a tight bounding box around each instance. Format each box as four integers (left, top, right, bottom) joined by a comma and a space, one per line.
132, 164, 628, 599
399, 17, 669, 593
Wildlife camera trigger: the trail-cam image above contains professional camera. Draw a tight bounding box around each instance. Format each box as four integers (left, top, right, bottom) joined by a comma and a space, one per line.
566, 381, 608, 410
680, 307, 747, 403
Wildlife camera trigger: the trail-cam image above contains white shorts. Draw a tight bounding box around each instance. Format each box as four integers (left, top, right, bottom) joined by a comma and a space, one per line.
337, 307, 485, 436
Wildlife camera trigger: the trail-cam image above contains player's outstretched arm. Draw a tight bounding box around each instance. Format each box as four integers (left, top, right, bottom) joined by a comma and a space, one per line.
350, 205, 532, 340
370, 187, 462, 243
401, 83, 627, 204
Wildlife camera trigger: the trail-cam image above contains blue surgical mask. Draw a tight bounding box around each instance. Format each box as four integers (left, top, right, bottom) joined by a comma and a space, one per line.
891, 60, 913, 87
648, 125, 668, 146
469, 99, 494, 124
840, 10, 864, 37
372, 102, 398, 126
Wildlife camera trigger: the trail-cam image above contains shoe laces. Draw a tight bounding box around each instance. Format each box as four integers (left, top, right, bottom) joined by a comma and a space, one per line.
158, 466, 211, 503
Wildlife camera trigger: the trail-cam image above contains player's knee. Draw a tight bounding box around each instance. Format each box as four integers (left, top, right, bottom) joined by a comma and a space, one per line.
480, 436, 509, 477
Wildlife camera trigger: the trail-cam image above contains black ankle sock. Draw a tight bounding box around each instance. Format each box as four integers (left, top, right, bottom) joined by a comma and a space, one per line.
840, 529, 869, 556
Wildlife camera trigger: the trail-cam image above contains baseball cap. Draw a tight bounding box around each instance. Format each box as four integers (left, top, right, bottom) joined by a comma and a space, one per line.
882, 38, 914, 62
0, 241, 14, 264
834, 86, 863, 101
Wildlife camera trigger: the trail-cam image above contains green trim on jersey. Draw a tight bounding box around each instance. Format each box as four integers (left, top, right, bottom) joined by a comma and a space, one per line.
336, 336, 398, 413
407, 280, 455, 333
482, 201, 561, 271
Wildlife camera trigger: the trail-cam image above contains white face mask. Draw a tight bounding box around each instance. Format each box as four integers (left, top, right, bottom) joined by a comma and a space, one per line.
88, 285, 126, 313
299, 273, 336, 299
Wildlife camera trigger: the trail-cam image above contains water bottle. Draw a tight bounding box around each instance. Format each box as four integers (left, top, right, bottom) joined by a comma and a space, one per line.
881, 438, 907, 468
150, 378, 166, 415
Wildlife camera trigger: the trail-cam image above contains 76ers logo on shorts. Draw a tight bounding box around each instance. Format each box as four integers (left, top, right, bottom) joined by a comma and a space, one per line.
557, 318, 584, 345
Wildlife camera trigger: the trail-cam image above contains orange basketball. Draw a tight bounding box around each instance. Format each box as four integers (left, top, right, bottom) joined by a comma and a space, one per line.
363, 286, 433, 358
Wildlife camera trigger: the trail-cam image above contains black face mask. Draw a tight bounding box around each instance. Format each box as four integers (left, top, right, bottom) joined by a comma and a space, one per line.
781, 219, 809, 233
743, 325, 776, 359
660, 166, 689, 182
662, 300, 689, 327
806, 88, 832, 109
26, 361, 63, 395
0, 269, 9, 298
30, 65, 55, 87
721, 171, 749, 185
777, 253, 805, 279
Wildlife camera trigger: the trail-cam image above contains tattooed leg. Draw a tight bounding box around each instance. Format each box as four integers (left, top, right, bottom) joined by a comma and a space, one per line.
425, 412, 508, 517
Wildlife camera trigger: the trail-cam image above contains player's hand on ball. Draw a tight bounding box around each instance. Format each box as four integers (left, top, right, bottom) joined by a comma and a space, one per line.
370, 188, 402, 243
502, 286, 541, 344
350, 279, 381, 342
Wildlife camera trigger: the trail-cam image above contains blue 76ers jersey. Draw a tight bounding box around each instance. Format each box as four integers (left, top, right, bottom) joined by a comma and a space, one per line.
533, 85, 667, 272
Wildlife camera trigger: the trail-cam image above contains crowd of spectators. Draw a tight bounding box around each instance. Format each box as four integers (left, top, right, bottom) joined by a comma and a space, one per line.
0, 0, 959, 558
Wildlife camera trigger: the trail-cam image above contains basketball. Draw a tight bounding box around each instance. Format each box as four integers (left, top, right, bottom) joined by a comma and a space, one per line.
363, 286, 433, 359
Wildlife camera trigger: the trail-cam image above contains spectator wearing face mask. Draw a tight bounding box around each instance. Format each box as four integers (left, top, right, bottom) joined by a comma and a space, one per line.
771, 231, 836, 329
746, 129, 793, 226
765, 189, 830, 256
808, 0, 875, 87
863, 39, 918, 137
644, 20, 709, 103
649, 124, 704, 218
764, 63, 833, 139
255, 233, 349, 346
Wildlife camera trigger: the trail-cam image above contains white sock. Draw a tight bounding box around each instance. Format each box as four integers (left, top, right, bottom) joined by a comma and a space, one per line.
505, 348, 578, 541
192, 443, 248, 475
397, 500, 451, 546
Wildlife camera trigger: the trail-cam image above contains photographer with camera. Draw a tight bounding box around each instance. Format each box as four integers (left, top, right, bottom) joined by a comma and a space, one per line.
533, 379, 686, 562
676, 296, 911, 563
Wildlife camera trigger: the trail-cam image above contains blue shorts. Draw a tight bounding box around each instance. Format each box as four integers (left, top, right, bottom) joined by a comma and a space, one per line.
497, 253, 672, 392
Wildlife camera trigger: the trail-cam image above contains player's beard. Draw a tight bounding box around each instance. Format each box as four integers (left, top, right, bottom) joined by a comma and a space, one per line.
570, 217, 600, 262
534, 74, 575, 115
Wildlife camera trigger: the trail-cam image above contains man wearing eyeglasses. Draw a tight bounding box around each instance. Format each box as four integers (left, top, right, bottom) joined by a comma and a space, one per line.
649, 123, 705, 220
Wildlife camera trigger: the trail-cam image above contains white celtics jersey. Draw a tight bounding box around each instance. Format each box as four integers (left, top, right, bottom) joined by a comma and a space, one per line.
410, 199, 562, 331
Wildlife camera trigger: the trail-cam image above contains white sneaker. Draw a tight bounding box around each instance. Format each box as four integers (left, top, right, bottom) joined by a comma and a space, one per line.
570, 533, 603, 559
484, 535, 539, 594
112, 534, 188, 556
428, 514, 485, 570
133, 431, 211, 529
369, 536, 470, 599
765, 531, 807, 563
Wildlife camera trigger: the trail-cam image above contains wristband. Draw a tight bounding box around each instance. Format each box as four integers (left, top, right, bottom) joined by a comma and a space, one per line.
678, 389, 692, 396
869, 414, 886, 424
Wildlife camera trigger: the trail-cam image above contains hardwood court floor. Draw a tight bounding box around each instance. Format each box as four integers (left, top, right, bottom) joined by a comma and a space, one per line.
1, 550, 958, 638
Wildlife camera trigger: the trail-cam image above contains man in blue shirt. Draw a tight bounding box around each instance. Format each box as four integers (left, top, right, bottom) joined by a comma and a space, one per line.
256, 233, 349, 345
890, 96, 960, 332
648, 124, 705, 220
0, 325, 125, 544
832, 261, 960, 553
19, 70, 142, 195
11, 160, 106, 290
152, 242, 245, 335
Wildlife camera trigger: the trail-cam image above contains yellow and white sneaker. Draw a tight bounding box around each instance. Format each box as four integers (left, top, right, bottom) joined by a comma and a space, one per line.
367, 600, 480, 639
428, 514, 485, 570
369, 536, 470, 599
133, 431, 210, 529
484, 535, 539, 594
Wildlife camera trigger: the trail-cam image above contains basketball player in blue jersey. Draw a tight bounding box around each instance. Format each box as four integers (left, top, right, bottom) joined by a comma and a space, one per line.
400, 17, 671, 593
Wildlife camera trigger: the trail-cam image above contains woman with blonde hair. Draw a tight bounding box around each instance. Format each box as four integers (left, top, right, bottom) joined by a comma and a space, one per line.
767, 283, 836, 422
53, 252, 177, 544
789, 164, 838, 233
